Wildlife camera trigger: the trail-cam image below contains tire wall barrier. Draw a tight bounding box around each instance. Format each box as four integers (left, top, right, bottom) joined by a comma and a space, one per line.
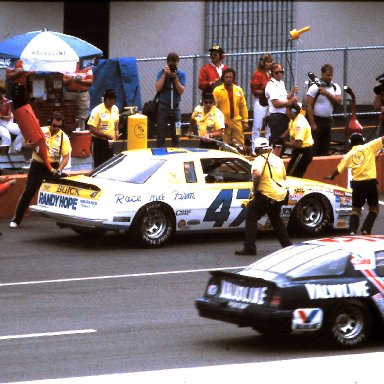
1, 155, 384, 219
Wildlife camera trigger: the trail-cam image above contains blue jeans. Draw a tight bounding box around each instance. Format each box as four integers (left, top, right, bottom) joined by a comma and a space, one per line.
156, 102, 180, 147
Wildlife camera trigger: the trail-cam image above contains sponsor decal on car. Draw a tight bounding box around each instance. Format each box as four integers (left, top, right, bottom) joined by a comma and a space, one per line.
173, 191, 196, 200
305, 281, 370, 300
149, 193, 165, 202
41, 183, 100, 200
351, 252, 376, 270
220, 281, 267, 305
176, 209, 192, 216
115, 194, 142, 204
292, 308, 323, 331
38, 192, 78, 210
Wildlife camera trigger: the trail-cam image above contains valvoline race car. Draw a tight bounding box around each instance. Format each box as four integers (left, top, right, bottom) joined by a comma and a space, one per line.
30, 148, 351, 247
196, 235, 384, 348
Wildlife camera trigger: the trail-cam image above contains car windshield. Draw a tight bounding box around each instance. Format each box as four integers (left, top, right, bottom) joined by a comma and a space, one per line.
89, 153, 166, 183
245, 244, 350, 279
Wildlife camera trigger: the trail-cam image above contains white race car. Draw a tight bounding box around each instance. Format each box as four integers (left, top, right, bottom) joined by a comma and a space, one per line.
30, 148, 352, 247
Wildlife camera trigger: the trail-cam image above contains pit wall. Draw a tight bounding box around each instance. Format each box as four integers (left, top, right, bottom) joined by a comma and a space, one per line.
1, 154, 384, 219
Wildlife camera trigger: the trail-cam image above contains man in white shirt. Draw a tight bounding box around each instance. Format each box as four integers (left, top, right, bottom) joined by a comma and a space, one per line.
305, 64, 342, 156
264, 63, 298, 148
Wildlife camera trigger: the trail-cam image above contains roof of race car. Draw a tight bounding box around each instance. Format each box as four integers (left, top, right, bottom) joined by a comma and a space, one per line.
120, 147, 249, 161
302, 235, 384, 252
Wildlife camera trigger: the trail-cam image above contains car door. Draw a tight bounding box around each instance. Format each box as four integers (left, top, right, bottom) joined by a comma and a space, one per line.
176, 156, 252, 231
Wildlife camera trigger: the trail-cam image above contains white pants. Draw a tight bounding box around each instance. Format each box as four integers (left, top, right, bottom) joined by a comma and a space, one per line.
0, 119, 23, 153
252, 98, 270, 151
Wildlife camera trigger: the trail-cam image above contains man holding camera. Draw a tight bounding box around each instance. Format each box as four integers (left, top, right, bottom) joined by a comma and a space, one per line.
155, 52, 186, 147
305, 64, 342, 156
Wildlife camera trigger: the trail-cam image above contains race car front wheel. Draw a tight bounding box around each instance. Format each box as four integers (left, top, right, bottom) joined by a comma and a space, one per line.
322, 300, 371, 348
288, 193, 332, 235
131, 202, 175, 247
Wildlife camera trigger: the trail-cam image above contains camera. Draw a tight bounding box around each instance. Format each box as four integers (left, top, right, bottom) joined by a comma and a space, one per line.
307, 72, 321, 87
168, 63, 177, 73
374, 72, 384, 95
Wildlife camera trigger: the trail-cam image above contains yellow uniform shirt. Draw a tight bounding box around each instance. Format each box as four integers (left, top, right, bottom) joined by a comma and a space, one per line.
288, 113, 314, 148
213, 84, 248, 123
191, 105, 225, 136
88, 102, 119, 137
32, 126, 71, 164
252, 152, 287, 201
337, 137, 383, 181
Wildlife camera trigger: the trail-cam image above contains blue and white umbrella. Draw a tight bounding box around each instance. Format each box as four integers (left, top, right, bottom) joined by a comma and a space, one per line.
0, 28, 103, 73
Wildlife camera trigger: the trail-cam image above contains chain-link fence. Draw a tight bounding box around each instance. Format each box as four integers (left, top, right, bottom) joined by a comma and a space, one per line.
137, 45, 384, 123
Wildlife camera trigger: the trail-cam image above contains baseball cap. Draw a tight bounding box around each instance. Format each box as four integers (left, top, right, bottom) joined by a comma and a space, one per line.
254, 137, 271, 150
209, 45, 225, 55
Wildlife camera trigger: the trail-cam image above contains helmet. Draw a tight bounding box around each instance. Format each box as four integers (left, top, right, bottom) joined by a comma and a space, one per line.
348, 133, 365, 147
254, 137, 272, 151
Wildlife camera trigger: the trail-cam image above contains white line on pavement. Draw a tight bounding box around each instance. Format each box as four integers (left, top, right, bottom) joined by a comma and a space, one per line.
0, 329, 97, 341
0, 266, 246, 287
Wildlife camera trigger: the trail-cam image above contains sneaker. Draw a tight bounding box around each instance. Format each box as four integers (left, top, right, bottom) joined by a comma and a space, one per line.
9, 222, 18, 228
361, 230, 368, 235
349, 232, 355, 236
235, 248, 257, 256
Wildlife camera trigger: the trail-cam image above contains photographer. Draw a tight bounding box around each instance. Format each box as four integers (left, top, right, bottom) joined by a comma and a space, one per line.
373, 73, 384, 137
155, 52, 186, 147
305, 64, 342, 156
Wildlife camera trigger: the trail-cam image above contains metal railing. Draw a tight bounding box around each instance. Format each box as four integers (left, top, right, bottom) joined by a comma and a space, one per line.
136, 45, 384, 122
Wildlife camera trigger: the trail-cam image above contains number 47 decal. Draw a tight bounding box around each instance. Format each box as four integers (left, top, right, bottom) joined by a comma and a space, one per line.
203, 189, 250, 227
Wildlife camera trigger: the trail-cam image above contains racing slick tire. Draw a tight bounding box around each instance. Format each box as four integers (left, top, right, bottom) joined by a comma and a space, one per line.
288, 193, 332, 236
321, 300, 372, 349
131, 202, 175, 247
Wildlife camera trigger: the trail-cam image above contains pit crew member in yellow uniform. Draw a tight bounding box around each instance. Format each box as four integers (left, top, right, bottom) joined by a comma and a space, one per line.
325, 133, 384, 235
188, 91, 225, 149
281, 102, 314, 178
88, 89, 120, 168
235, 137, 292, 256
10, 112, 71, 228
213, 68, 248, 147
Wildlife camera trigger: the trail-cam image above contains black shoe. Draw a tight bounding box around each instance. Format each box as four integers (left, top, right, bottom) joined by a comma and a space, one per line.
235, 248, 257, 256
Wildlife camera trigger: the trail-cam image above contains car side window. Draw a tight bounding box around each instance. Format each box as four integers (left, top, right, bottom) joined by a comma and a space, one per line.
375, 251, 384, 276
183, 161, 197, 183
201, 158, 251, 183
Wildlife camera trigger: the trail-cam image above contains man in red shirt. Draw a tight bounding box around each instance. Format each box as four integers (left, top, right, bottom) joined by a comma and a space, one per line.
63, 62, 93, 130
198, 45, 228, 92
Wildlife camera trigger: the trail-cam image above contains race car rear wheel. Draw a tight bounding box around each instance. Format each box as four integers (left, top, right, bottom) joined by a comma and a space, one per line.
288, 193, 332, 235
322, 300, 371, 348
131, 202, 175, 247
